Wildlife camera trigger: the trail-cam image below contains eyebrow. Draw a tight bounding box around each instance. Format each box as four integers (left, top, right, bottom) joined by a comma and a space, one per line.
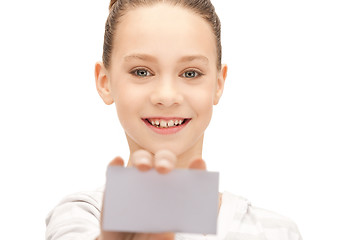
123, 54, 209, 64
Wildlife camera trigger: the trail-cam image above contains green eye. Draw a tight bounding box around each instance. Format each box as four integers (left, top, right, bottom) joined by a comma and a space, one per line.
135, 69, 149, 77
182, 70, 199, 78
131, 68, 152, 77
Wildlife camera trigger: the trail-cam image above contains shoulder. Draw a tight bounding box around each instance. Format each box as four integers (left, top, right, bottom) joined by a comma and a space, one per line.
46, 186, 104, 222
45, 187, 104, 240
220, 192, 302, 240
57, 187, 104, 211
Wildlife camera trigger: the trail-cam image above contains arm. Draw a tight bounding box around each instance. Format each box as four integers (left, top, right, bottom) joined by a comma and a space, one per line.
46, 150, 206, 240
45, 190, 103, 240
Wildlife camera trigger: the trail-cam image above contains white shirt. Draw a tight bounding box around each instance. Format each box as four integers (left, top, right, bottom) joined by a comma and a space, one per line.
46, 187, 302, 240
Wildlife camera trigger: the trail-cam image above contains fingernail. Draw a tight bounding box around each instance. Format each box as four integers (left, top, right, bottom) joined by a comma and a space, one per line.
136, 156, 151, 166
156, 159, 173, 169
132, 150, 153, 171
154, 150, 176, 174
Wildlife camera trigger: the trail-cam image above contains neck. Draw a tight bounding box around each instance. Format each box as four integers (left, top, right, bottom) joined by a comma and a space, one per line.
126, 135, 204, 169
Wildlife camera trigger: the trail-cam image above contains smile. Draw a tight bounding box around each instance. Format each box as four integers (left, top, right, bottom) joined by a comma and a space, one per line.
142, 118, 191, 134
146, 118, 187, 128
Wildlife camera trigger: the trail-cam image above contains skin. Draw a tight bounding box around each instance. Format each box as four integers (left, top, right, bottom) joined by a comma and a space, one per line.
95, 3, 227, 240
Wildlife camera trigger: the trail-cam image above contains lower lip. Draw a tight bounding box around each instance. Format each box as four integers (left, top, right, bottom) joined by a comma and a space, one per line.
143, 119, 190, 135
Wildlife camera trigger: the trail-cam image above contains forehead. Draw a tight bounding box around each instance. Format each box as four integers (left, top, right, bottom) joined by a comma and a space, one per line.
111, 3, 217, 64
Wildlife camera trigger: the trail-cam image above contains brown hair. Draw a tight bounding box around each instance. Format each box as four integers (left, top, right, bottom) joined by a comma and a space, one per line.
103, 0, 222, 70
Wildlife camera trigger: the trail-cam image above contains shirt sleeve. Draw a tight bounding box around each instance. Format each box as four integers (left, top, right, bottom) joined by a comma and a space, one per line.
236, 204, 303, 240
45, 190, 103, 240
220, 192, 303, 240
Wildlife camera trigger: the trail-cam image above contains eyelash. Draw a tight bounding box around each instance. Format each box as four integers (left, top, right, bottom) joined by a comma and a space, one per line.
130, 68, 204, 78
181, 70, 204, 78
130, 68, 153, 77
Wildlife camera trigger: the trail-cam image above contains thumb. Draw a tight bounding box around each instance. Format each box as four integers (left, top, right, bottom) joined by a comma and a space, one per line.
188, 158, 206, 170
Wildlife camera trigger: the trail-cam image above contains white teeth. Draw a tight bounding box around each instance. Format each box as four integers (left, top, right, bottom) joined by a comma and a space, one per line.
160, 120, 167, 127
148, 119, 186, 128
168, 120, 174, 127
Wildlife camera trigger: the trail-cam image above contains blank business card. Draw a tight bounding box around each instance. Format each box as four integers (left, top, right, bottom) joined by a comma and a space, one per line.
103, 166, 219, 234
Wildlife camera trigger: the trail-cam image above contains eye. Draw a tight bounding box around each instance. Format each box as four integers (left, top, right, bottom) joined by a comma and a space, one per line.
131, 68, 152, 77
181, 70, 202, 78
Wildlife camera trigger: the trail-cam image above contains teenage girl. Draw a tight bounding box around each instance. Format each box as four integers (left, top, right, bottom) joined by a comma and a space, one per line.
46, 1, 302, 240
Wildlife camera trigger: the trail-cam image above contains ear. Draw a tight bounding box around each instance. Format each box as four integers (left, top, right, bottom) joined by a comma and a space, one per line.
213, 64, 227, 105
95, 62, 114, 105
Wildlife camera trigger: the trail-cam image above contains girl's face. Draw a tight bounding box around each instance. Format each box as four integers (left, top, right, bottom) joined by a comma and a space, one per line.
96, 4, 227, 166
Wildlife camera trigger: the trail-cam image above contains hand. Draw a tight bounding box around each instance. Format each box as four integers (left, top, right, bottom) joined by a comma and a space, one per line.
97, 149, 207, 240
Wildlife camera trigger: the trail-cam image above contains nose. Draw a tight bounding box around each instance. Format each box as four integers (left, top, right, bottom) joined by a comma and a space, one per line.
150, 77, 183, 107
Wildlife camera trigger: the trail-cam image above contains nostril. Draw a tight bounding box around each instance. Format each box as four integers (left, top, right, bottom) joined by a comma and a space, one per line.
150, 92, 183, 107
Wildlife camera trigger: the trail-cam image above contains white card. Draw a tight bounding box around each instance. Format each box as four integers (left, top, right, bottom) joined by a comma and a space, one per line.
103, 166, 219, 234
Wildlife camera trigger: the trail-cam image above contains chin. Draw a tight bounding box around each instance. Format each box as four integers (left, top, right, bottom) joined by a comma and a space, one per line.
146, 136, 203, 157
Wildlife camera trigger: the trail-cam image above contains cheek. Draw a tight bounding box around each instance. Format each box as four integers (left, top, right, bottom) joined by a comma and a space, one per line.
112, 83, 144, 125
187, 86, 214, 122
113, 80, 148, 107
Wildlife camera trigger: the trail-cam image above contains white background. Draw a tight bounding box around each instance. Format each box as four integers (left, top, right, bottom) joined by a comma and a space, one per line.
0, 0, 344, 239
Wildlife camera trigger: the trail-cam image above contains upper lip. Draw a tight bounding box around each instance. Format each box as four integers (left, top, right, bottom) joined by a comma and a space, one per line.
142, 117, 191, 120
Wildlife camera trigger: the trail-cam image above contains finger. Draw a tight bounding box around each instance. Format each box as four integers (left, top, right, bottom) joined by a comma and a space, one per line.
154, 150, 176, 174
132, 149, 153, 171
109, 156, 125, 167
188, 158, 207, 170
98, 231, 135, 240
150, 232, 175, 240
